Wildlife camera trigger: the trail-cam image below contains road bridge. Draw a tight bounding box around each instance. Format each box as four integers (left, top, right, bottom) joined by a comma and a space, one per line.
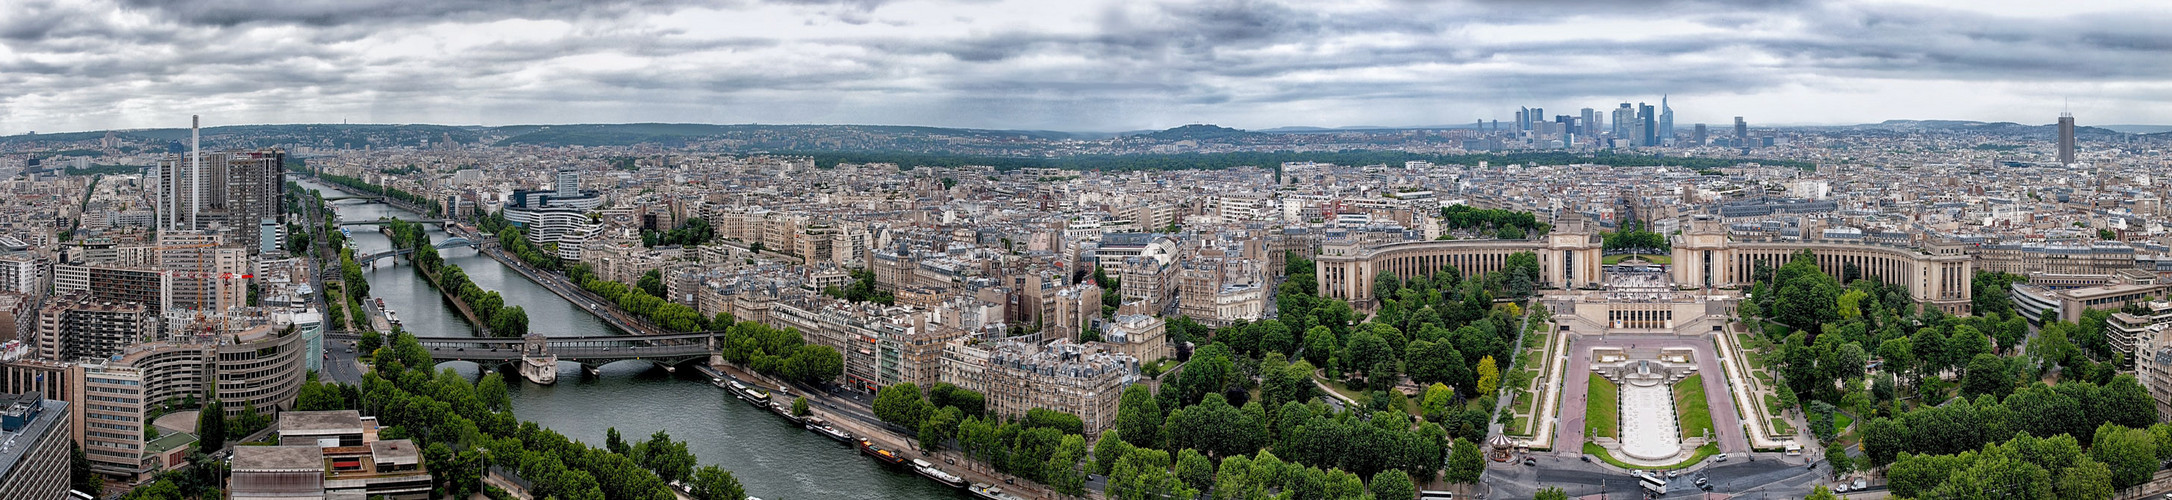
416, 332, 721, 383
338, 218, 451, 227
354, 237, 478, 264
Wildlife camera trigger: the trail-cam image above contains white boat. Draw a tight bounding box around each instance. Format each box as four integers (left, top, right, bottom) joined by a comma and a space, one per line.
913, 459, 966, 488
808, 424, 853, 443
727, 381, 770, 403
969, 483, 1025, 500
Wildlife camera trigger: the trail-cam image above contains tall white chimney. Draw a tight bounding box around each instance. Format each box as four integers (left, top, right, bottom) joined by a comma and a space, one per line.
189, 115, 200, 230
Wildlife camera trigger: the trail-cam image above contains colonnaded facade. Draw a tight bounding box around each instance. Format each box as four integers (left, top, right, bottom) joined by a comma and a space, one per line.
1314, 218, 1606, 307
1316, 216, 1976, 331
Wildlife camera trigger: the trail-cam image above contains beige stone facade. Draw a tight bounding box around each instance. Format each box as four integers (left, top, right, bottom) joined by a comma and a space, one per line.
972, 339, 1136, 437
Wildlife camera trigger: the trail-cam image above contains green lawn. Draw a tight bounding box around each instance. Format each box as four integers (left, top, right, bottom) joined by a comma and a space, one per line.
1602, 254, 1673, 265
1834, 412, 1855, 435
1763, 394, 1785, 417
1587, 374, 1619, 439
1770, 418, 1795, 435
1673, 375, 1713, 440
1509, 416, 1532, 437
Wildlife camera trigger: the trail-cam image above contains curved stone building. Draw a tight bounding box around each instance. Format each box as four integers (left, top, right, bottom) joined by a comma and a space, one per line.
1315, 218, 1602, 309
1670, 216, 1973, 314
1315, 216, 1973, 316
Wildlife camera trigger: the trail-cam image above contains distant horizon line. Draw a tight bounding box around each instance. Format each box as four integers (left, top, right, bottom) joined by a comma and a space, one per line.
4, 118, 2159, 139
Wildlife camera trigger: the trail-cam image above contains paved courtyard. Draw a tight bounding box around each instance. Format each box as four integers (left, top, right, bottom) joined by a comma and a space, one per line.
1554, 336, 1747, 457
1617, 381, 1680, 460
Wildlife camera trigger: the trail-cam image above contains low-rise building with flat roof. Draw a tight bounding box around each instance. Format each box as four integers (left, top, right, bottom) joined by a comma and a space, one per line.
237, 409, 430, 500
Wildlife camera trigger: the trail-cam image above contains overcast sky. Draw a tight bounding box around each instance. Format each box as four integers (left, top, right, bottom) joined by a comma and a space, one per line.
2, 0, 2169, 134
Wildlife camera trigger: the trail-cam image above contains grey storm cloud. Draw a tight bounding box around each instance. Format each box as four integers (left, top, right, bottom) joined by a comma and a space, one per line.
0, 0, 2168, 134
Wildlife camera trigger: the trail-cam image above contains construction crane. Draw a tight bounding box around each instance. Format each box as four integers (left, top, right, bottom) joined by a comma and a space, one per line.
146, 242, 246, 312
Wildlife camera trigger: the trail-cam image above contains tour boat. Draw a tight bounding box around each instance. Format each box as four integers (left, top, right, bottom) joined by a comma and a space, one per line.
728, 381, 770, 404
807, 423, 853, 443
912, 459, 967, 488
858, 439, 907, 466
383, 309, 401, 326
969, 483, 1026, 500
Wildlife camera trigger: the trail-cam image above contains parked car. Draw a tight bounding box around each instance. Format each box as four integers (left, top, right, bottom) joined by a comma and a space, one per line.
1714, 453, 1729, 462
1523, 457, 1536, 466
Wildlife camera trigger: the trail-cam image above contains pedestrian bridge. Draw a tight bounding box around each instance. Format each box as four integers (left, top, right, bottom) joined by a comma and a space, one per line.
354, 237, 478, 264
417, 332, 720, 383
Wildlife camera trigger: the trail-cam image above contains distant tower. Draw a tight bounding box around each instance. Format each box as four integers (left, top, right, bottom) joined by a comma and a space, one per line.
1734, 117, 1748, 145
2058, 113, 2077, 164
1693, 124, 1708, 146
1658, 96, 1674, 145
190, 115, 200, 230
1612, 103, 1634, 139
1638, 103, 1656, 146
1581, 108, 1597, 137
555, 168, 581, 198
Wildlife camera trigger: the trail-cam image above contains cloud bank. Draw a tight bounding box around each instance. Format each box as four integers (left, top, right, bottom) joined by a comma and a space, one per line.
2, 0, 2168, 133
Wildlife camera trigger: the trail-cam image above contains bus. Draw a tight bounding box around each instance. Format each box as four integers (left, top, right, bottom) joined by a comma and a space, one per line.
1640, 473, 1667, 495
1418, 491, 1456, 500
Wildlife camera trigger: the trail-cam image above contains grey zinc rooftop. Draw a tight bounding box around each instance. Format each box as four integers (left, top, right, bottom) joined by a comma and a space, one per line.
278, 410, 364, 436
231, 445, 325, 472
371, 439, 421, 466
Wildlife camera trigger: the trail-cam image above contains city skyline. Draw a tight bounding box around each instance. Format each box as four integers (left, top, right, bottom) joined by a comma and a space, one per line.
3, 0, 2171, 135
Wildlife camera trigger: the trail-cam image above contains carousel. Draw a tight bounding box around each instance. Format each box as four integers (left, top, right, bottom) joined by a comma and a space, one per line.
1487, 434, 1515, 462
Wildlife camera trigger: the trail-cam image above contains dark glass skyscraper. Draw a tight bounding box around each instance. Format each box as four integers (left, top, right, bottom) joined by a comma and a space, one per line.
2058, 113, 2076, 164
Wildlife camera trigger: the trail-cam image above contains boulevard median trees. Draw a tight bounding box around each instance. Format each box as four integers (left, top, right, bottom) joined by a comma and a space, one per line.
874, 383, 933, 431
719, 320, 840, 384
573, 266, 707, 332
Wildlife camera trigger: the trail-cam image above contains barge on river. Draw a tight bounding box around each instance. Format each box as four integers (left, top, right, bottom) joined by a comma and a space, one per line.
858, 439, 907, 467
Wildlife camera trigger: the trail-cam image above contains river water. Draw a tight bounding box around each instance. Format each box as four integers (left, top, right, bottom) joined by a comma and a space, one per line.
294, 178, 961, 499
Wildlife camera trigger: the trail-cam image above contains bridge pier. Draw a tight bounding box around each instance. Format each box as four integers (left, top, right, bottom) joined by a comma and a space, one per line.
519, 354, 559, 385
